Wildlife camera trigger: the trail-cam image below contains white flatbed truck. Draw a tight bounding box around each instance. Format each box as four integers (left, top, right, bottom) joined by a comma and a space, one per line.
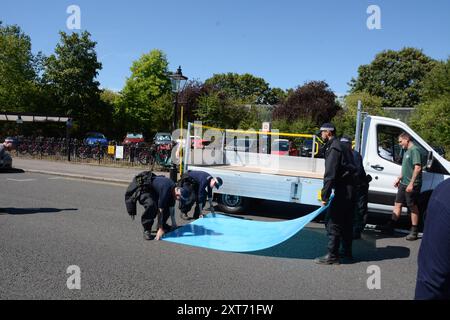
183, 103, 450, 217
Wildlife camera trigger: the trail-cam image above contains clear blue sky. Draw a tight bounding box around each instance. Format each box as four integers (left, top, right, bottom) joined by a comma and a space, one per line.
1, 0, 449, 95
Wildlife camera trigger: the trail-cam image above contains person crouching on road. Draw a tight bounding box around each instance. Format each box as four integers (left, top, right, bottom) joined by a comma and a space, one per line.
139, 176, 192, 240
179, 170, 223, 220
315, 124, 356, 265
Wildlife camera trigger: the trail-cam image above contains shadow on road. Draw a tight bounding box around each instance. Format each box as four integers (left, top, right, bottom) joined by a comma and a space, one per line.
0, 168, 25, 174
0, 208, 78, 215
248, 227, 411, 262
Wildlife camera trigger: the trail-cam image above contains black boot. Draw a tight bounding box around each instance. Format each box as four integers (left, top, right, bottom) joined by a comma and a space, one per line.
143, 230, 154, 241
406, 226, 419, 241
380, 219, 396, 235
314, 253, 340, 265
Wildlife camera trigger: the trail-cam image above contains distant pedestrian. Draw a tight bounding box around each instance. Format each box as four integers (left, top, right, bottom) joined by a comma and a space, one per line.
415, 179, 450, 300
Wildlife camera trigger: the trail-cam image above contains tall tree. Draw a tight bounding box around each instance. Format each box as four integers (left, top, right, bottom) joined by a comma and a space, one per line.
349, 48, 437, 108
273, 81, 340, 125
205, 73, 279, 105
410, 58, 450, 159
0, 22, 42, 113
118, 49, 172, 137
333, 91, 385, 137
43, 31, 103, 135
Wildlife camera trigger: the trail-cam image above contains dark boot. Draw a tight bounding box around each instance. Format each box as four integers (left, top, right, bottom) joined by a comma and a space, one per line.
314, 253, 340, 265
143, 230, 154, 241
406, 226, 419, 241
380, 219, 396, 235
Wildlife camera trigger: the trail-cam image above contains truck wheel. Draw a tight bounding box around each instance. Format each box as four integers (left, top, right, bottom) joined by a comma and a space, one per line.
217, 194, 248, 214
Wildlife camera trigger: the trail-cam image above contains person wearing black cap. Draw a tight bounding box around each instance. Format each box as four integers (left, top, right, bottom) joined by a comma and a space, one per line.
315, 124, 357, 265
125, 173, 193, 241
340, 136, 372, 240
179, 170, 223, 219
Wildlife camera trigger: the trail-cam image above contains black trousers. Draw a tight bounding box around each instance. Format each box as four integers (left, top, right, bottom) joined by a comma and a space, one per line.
354, 184, 369, 234
326, 186, 355, 258
139, 193, 170, 231
193, 198, 207, 219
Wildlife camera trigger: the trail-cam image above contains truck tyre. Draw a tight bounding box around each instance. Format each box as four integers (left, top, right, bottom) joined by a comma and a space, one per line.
217, 194, 248, 214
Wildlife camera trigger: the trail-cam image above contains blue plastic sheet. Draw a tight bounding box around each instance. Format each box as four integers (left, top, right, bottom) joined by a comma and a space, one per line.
163, 203, 329, 252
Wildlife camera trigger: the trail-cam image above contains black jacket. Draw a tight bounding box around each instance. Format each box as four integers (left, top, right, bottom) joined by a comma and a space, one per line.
321, 137, 356, 202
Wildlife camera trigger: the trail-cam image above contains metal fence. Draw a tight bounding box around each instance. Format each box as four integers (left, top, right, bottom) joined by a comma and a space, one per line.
10, 137, 173, 171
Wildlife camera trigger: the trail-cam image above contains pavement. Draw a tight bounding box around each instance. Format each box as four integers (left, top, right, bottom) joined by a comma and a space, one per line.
11, 158, 168, 184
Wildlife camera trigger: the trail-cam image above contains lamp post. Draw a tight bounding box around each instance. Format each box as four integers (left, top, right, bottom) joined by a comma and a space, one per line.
168, 66, 188, 182
169, 66, 188, 131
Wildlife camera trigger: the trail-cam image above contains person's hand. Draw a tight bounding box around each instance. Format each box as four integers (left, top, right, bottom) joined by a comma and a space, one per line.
155, 228, 165, 241
394, 177, 401, 188
406, 184, 414, 193
321, 201, 328, 207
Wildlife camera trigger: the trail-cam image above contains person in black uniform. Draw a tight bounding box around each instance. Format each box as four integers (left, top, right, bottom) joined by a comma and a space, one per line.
125, 173, 193, 241
340, 136, 372, 240
315, 124, 356, 265
415, 179, 450, 300
179, 170, 223, 220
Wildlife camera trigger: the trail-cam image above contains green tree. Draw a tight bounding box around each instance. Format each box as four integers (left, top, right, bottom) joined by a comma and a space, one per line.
0, 22, 42, 113
43, 31, 104, 135
205, 73, 279, 105
118, 49, 172, 137
195, 92, 249, 129
410, 58, 450, 159
349, 48, 437, 108
333, 91, 385, 137
420, 58, 450, 101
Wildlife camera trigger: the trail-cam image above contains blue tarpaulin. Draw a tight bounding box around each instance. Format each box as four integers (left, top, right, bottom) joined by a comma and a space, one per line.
163, 203, 329, 252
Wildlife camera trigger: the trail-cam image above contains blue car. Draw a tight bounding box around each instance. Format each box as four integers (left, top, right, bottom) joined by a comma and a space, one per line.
84, 132, 108, 146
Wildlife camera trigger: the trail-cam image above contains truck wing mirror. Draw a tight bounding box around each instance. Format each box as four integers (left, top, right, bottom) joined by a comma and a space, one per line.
426, 151, 434, 170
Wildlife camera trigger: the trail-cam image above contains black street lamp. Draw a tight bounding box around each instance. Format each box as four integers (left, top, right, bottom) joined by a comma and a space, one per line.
168, 66, 188, 182
168, 66, 188, 131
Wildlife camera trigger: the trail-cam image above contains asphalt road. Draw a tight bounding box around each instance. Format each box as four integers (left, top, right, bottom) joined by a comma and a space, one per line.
0, 171, 420, 300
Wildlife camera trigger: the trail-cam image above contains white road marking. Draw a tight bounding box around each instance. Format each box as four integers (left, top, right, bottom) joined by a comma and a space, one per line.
6, 179, 36, 182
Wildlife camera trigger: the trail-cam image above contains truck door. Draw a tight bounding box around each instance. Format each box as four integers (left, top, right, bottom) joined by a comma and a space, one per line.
366, 124, 433, 206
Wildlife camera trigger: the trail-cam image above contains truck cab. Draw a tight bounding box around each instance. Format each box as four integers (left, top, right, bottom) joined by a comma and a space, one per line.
360, 115, 450, 215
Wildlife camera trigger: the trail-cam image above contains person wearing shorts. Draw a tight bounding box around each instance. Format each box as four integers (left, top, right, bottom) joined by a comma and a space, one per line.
382, 132, 423, 241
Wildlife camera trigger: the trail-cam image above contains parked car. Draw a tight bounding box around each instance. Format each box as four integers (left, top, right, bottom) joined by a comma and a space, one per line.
123, 133, 145, 146
271, 139, 290, 156
153, 132, 172, 146
84, 132, 108, 146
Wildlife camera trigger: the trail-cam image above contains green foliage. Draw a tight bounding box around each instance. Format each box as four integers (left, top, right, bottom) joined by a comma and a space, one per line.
349, 47, 437, 108
204, 73, 281, 105
272, 118, 317, 134
410, 95, 450, 159
333, 91, 385, 137
0, 22, 42, 113
42, 31, 104, 135
420, 58, 450, 101
410, 59, 450, 159
118, 50, 171, 137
